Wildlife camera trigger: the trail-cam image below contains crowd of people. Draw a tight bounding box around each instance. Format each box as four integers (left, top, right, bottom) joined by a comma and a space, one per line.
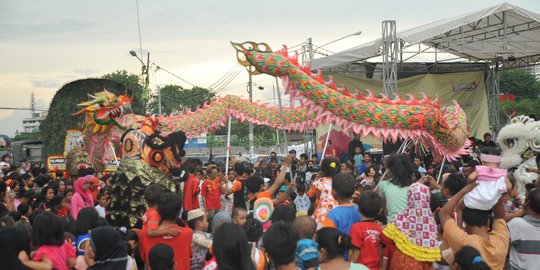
0, 131, 539, 270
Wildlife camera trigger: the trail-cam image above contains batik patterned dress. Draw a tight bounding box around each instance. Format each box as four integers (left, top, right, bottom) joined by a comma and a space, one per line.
310, 176, 337, 229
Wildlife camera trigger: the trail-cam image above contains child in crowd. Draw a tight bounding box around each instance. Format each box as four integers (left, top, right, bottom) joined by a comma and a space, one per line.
202, 166, 222, 220
316, 227, 369, 269
322, 173, 361, 235
263, 221, 299, 270
294, 182, 311, 214
64, 189, 74, 213
23, 212, 76, 270
94, 193, 108, 218
353, 146, 364, 175
38, 186, 56, 212
220, 167, 234, 214
56, 195, 70, 218
350, 191, 384, 270
143, 184, 179, 237
454, 246, 491, 270
149, 243, 175, 270
243, 217, 267, 270
244, 156, 291, 209
232, 207, 248, 227
188, 208, 212, 270
293, 216, 319, 270
464, 146, 508, 210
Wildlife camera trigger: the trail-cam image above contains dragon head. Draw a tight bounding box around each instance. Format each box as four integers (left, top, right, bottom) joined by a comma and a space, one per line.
231, 41, 294, 76
497, 115, 540, 169
74, 90, 133, 131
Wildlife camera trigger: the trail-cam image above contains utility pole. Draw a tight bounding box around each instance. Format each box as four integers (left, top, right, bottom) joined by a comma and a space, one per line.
248, 66, 254, 157
157, 86, 162, 115
275, 78, 288, 154
30, 93, 36, 117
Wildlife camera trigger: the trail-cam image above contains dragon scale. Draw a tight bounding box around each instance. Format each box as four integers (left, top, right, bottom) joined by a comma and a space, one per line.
232, 41, 469, 158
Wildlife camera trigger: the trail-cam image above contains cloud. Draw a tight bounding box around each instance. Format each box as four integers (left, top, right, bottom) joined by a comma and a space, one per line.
72, 68, 100, 77
0, 110, 27, 138
29, 79, 63, 89
0, 19, 94, 39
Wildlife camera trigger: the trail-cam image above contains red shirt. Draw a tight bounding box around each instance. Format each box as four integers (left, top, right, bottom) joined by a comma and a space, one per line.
201, 178, 222, 210
139, 225, 193, 270
350, 221, 382, 270
142, 208, 160, 230
183, 174, 200, 211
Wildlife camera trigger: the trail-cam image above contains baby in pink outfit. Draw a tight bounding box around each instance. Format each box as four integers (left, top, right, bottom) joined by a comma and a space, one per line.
464, 147, 508, 210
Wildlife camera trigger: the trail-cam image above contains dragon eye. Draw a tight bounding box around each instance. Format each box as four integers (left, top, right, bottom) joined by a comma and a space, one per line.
531, 138, 540, 152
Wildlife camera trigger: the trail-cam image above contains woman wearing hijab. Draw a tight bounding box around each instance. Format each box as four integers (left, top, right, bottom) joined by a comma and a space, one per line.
0, 226, 32, 270
85, 226, 129, 270
210, 211, 231, 236
72, 176, 94, 220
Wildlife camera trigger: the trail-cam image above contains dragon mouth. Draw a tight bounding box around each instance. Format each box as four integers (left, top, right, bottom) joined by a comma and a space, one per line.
504, 138, 517, 149
77, 163, 91, 170
97, 104, 131, 120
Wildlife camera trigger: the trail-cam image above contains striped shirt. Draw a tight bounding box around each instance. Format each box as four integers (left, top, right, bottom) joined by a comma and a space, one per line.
508, 215, 540, 270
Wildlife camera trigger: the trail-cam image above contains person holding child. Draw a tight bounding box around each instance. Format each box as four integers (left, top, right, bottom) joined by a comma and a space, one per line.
440, 180, 509, 270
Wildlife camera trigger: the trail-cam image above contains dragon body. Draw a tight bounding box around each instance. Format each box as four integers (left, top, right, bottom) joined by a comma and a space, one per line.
158, 95, 323, 137
232, 41, 470, 158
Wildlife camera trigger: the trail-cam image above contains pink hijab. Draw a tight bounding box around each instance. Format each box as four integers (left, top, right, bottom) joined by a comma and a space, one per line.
74, 176, 93, 205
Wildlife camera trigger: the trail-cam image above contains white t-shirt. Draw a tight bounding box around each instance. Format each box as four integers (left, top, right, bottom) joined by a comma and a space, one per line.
294, 194, 311, 213
95, 205, 106, 218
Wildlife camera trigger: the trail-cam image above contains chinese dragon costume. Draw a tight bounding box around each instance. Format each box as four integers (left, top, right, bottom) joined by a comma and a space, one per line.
72, 41, 470, 227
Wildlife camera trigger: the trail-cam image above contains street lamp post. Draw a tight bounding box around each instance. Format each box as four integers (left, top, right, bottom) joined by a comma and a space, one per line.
129, 50, 154, 108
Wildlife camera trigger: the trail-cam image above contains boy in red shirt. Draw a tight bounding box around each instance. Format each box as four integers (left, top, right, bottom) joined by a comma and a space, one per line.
140, 192, 193, 270
201, 165, 221, 220
350, 191, 384, 270
143, 184, 179, 237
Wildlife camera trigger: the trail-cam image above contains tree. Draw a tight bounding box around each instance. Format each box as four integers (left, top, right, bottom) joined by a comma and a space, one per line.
102, 70, 146, 113
499, 69, 540, 120
12, 132, 41, 142
147, 85, 216, 115
499, 69, 540, 99
41, 78, 146, 157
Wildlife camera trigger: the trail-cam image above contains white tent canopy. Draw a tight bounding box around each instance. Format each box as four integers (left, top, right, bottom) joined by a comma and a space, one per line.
311, 2, 540, 69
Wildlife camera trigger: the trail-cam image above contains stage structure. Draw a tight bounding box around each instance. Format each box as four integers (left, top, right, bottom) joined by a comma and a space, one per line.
310, 3, 540, 134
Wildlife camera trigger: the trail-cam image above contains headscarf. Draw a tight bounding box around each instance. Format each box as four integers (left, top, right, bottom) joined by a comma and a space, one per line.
382, 182, 441, 262
0, 226, 30, 270
211, 211, 231, 237
74, 176, 93, 205
88, 226, 128, 270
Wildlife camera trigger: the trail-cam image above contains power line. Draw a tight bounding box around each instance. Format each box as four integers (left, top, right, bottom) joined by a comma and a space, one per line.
0, 107, 47, 112
135, 0, 144, 62
207, 63, 242, 89
214, 67, 243, 93
154, 64, 197, 88
212, 65, 243, 92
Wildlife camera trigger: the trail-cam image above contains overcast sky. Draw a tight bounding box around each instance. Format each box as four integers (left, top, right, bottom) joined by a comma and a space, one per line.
0, 0, 538, 137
